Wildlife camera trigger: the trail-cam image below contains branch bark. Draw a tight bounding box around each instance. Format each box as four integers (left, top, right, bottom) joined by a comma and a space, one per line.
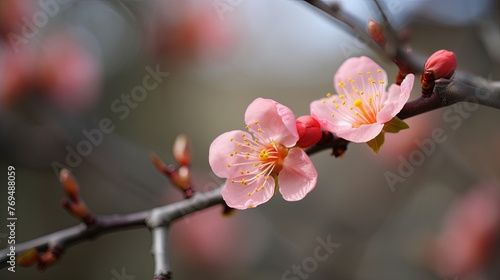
0, 188, 223, 270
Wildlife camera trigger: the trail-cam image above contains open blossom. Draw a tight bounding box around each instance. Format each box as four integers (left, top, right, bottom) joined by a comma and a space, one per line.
209, 98, 317, 209
310, 56, 414, 143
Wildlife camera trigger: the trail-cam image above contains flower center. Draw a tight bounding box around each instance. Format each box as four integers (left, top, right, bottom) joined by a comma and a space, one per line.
353, 98, 377, 126
258, 149, 270, 160
226, 124, 289, 197
322, 69, 386, 127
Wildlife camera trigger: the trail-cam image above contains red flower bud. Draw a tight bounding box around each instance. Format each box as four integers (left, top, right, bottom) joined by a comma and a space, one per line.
368, 19, 385, 47
173, 134, 192, 166
17, 248, 38, 267
59, 169, 79, 201
170, 165, 190, 190
295, 116, 322, 148
424, 50, 457, 79
38, 250, 60, 271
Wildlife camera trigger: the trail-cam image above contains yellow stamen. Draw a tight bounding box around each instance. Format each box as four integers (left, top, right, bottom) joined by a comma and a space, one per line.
354, 99, 369, 117
258, 150, 270, 160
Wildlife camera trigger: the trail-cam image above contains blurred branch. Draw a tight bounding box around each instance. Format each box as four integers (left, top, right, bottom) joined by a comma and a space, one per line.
302, 0, 424, 74
0, 187, 223, 273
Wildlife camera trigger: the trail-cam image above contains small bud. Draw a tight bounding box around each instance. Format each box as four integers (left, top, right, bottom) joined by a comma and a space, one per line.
171, 166, 190, 190
38, 250, 60, 271
17, 248, 38, 267
173, 134, 192, 166
368, 19, 385, 47
295, 116, 322, 148
61, 198, 95, 224
71, 202, 90, 221
150, 152, 171, 174
424, 50, 457, 79
60, 169, 79, 200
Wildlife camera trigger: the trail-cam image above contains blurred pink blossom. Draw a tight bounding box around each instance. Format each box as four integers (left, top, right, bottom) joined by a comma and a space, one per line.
432, 181, 500, 278
171, 207, 266, 273
0, 46, 34, 105
209, 98, 317, 209
0, 0, 34, 39
37, 34, 101, 113
147, 1, 235, 64
0, 33, 101, 113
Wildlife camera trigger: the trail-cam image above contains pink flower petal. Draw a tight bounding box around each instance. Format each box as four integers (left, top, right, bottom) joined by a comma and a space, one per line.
334, 56, 387, 93
244, 98, 298, 147
209, 130, 252, 178
377, 74, 414, 123
310, 99, 348, 132
278, 148, 317, 201
222, 175, 275, 209
336, 123, 384, 143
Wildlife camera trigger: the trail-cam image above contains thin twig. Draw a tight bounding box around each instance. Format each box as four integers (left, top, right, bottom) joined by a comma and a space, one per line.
152, 226, 172, 280
302, 0, 423, 73
0, 188, 223, 270
371, 0, 399, 51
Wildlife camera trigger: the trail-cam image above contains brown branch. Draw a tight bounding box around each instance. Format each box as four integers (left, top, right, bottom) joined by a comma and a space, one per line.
0, 188, 223, 270
302, 0, 424, 74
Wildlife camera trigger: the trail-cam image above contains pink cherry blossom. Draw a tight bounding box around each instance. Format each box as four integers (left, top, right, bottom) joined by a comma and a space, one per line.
209, 98, 317, 210
310, 56, 414, 143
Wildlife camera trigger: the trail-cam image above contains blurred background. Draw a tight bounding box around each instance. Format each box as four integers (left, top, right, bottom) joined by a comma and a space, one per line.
0, 0, 500, 279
